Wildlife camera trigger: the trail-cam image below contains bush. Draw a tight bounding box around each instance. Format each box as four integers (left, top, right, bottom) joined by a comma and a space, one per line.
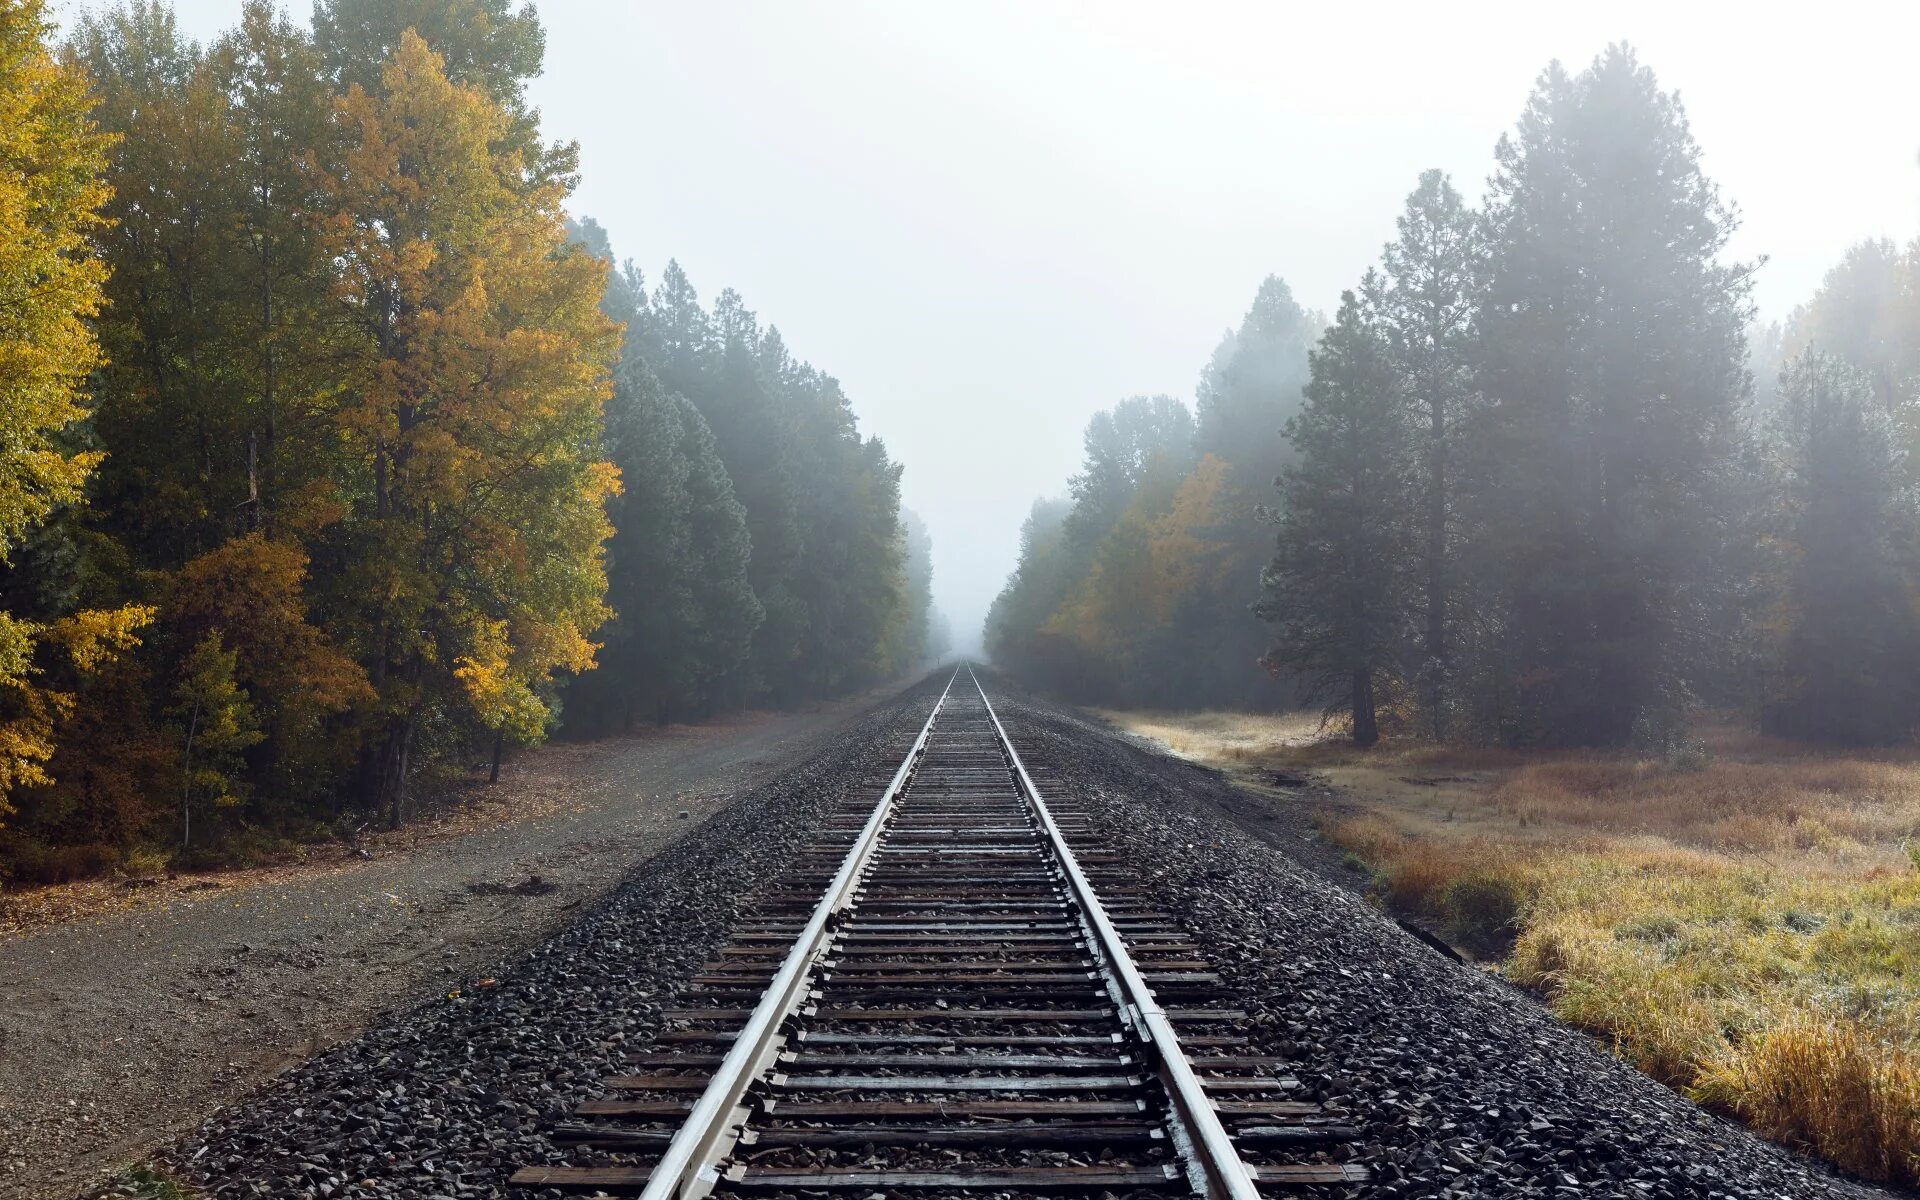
0, 836, 116, 886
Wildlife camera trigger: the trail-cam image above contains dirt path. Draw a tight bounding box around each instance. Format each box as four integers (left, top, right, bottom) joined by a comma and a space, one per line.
0, 683, 908, 1200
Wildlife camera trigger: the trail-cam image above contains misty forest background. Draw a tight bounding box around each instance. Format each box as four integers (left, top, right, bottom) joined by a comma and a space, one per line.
990, 46, 1920, 756
0, 0, 945, 882
9, 0, 1920, 886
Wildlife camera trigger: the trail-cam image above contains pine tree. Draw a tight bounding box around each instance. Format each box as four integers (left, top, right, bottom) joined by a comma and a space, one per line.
1468, 45, 1753, 746
1194, 277, 1319, 485
1365, 170, 1482, 736
1257, 290, 1415, 746
1761, 354, 1920, 743
1180, 279, 1322, 708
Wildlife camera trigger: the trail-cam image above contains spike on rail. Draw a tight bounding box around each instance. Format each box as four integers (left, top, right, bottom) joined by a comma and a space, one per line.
511, 666, 1366, 1197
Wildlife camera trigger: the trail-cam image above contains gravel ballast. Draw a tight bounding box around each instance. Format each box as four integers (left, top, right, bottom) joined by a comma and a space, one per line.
160, 675, 946, 1200
147, 672, 1891, 1199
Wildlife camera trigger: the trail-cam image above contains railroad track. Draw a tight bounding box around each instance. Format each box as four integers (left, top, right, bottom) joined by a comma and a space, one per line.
513, 666, 1365, 1198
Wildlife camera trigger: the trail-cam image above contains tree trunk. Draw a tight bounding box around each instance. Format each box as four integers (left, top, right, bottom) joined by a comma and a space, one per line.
489, 727, 504, 784
1351, 668, 1379, 748
656, 697, 670, 728
1423, 391, 1448, 739
180, 702, 201, 850
373, 716, 414, 830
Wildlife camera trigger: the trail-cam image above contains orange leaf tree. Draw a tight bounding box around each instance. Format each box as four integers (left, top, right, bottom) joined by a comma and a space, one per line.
315, 31, 618, 824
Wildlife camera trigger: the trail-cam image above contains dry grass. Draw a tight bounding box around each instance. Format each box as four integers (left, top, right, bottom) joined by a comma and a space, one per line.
1110, 710, 1920, 1187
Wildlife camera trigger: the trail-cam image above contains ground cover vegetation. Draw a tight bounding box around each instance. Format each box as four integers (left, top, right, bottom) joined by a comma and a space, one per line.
0, 0, 941, 884
1113, 708, 1920, 1186
993, 44, 1920, 1186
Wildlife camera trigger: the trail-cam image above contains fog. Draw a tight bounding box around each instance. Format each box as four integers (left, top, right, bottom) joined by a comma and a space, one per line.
93, 0, 1920, 652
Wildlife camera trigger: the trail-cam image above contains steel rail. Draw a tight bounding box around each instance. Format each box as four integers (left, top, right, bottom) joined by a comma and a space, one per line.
966, 664, 1262, 1200
637, 666, 959, 1200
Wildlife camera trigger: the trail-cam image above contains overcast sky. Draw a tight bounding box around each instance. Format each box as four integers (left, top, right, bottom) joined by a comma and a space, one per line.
69, 0, 1920, 651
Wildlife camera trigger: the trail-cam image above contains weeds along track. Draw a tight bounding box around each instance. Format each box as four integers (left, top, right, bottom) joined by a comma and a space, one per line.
512, 666, 1366, 1199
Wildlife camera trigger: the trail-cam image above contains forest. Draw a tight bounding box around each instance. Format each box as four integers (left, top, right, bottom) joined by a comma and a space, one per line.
0, 0, 942, 883
990, 45, 1920, 753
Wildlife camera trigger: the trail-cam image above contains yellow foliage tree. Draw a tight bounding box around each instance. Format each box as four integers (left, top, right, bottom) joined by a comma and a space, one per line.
0, 1, 151, 825
317, 31, 619, 823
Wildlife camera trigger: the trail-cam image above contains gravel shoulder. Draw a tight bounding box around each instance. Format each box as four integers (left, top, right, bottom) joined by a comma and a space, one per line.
0, 677, 922, 1200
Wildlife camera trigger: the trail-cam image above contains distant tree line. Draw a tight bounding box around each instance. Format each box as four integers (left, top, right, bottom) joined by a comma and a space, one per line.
993, 44, 1920, 751
0, 0, 940, 884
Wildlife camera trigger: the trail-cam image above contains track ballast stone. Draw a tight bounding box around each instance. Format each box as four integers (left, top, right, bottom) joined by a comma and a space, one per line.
163, 675, 945, 1200
151, 671, 1892, 1200
991, 688, 1891, 1200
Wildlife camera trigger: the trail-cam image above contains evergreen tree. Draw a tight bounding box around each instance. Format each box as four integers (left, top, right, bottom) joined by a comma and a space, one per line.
985, 497, 1075, 681
1364, 169, 1482, 736
1782, 239, 1913, 414
1063, 395, 1195, 560
1760, 354, 1920, 743
1467, 45, 1753, 747
1194, 276, 1319, 485
1257, 290, 1416, 746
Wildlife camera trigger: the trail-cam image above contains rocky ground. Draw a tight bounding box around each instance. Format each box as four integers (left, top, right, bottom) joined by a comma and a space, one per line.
0, 680, 917, 1200
62, 671, 1892, 1200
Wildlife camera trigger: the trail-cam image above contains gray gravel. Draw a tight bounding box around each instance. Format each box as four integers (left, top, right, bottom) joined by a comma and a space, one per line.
126, 672, 1893, 1200
161, 676, 945, 1199
3, 681, 910, 1200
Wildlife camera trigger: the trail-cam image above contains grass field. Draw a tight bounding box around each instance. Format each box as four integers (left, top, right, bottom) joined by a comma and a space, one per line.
1106, 710, 1920, 1187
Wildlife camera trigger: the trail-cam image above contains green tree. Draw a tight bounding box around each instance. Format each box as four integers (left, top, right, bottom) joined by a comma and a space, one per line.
1760, 354, 1920, 743
1194, 276, 1319, 486
1467, 45, 1753, 747
1258, 290, 1415, 746
169, 632, 263, 849
1364, 169, 1482, 736
1782, 239, 1914, 415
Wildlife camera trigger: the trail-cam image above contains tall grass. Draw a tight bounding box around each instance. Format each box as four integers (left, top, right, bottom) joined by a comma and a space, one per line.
1113, 709, 1920, 1187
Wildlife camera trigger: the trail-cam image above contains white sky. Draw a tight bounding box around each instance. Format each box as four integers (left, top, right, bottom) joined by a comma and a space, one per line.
66, 0, 1920, 651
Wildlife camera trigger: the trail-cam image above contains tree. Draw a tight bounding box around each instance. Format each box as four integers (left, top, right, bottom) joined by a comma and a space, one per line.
1063, 395, 1195, 560
311, 0, 571, 188
317, 32, 619, 824
886, 509, 939, 675
1179, 280, 1322, 708
1466, 45, 1753, 747
1194, 276, 1319, 486
1364, 169, 1482, 736
1760, 354, 1920, 743
0, 0, 152, 825
1782, 239, 1914, 415
985, 497, 1075, 679
1258, 290, 1415, 746
576, 350, 760, 729
169, 632, 263, 849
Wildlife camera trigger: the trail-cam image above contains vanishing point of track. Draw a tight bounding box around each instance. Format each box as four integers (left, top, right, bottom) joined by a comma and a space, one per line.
513, 666, 1366, 1198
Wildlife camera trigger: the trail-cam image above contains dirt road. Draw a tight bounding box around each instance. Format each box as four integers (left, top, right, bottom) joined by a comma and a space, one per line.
0, 685, 907, 1200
